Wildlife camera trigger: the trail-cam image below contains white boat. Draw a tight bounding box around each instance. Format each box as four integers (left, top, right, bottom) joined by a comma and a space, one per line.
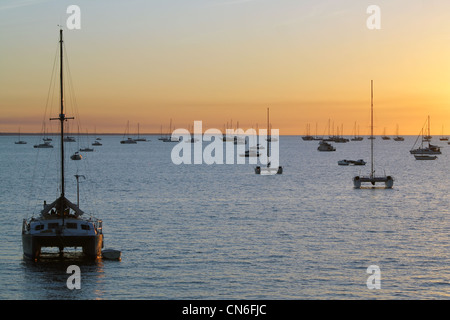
22, 29, 103, 260
255, 108, 283, 175
353, 81, 394, 189
317, 140, 336, 151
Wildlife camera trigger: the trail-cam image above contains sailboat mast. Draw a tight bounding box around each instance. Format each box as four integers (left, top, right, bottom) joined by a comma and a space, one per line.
50, 29, 74, 203
267, 107, 270, 161
370, 80, 374, 178
59, 29, 65, 198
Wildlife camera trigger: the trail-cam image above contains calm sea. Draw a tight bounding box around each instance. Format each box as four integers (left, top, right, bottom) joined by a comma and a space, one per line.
0, 134, 449, 300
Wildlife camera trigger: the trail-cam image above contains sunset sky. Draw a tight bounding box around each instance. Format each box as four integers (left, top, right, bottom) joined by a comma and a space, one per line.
1, 0, 450, 135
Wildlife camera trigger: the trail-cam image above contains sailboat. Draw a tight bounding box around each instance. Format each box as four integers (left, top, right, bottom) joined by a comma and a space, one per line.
64, 122, 76, 142
254, 108, 283, 175
22, 29, 103, 260
351, 122, 363, 141
43, 123, 52, 141
34, 139, 53, 148
134, 123, 147, 141
15, 128, 27, 144
411, 128, 438, 160
439, 125, 448, 141
410, 117, 441, 155
353, 81, 394, 189
162, 119, 180, 142
80, 131, 94, 151
301, 123, 314, 141
381, 127, 391, 140
393, 124, 404, 141
120, 121, 137, 144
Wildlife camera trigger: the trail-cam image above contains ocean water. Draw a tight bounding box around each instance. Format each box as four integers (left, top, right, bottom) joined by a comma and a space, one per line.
0, 134, 449, 300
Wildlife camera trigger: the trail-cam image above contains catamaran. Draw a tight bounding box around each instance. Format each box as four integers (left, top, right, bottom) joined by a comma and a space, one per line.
22, 29, 103, 260
353, 81, 394, 188
254, 108, 283, 175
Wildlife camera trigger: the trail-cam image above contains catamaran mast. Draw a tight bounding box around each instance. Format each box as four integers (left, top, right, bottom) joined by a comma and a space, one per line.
370, 80, 374, 178
267, 107, 270, 165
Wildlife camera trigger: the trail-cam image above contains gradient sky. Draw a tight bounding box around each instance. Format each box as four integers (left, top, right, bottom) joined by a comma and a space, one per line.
1, 0, 450, 135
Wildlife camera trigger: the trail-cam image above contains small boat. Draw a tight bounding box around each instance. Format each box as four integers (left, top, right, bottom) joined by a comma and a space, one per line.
120, 137, 137, 144
317, 140, 336, 151
338, 160, 349, 166
240, 150, 260, 157
79, 147, 94, 152
34, 140, 53, 148
255, 165, 283, 175
338, 159, 366, 166
70, 151, 82, 160
92, 140, 102, 146
162, 136, 180, 142
414, 155, 437, 160
64, 136, 76, 142
102, 249, 121, 260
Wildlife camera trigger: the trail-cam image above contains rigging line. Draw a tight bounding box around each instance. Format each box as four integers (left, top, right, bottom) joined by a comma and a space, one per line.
63, 42, 83, 131
27, 45, 60, 218
61, 43, 100, 216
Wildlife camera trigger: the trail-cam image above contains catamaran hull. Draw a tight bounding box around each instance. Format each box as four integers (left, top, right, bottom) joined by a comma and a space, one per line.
353, 176, 394, 189
22, 234, 103, 260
